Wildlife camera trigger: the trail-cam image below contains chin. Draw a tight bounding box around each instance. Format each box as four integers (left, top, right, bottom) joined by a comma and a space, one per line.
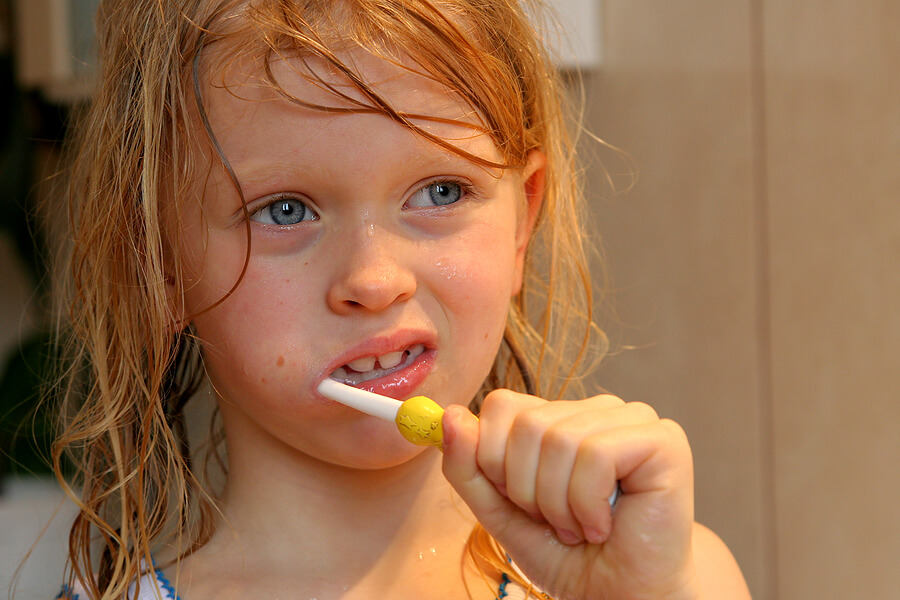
315, 439, 432, 472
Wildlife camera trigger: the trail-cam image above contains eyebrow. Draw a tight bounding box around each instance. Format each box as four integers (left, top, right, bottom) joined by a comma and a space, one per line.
233, 136, 504, 190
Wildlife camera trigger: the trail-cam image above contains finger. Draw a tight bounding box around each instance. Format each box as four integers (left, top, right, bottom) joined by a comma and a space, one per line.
477, 391, 624, 494
503, 402, 554, 520
567, 434, 618, 545
533, 423, 583, 544
475, 389, 545, 496
529, 403, 641, 542
441, 403, 530, 536
442, 404, 572, 581
569, 419, 694, 547
508, 400, 657, 529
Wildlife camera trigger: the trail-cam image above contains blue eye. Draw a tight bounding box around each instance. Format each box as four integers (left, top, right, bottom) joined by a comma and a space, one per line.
250, 197, 317, 225
406, 181, 464, 208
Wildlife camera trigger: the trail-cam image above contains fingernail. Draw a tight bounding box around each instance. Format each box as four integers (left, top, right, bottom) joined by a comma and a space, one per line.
556, 529, 583, 545
584, 527, 607, 544
495, 482, 507, 497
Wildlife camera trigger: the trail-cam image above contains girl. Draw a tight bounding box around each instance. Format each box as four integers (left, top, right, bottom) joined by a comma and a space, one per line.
52, 0, 750, 598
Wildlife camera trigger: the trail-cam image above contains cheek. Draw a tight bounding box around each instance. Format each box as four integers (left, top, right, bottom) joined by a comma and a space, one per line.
186, 260, 322, 391
430, 223, 519, 334
178, 224, 249, 312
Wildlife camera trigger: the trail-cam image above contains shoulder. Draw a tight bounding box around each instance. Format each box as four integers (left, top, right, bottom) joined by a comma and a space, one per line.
55, 566, 179, 600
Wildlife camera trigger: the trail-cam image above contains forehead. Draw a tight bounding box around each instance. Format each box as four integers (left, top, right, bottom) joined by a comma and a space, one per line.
195, 43, 502, 167
205, 43, 484, 131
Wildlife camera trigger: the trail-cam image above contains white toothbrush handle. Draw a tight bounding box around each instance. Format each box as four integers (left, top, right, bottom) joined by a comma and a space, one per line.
318, 379, 401, 421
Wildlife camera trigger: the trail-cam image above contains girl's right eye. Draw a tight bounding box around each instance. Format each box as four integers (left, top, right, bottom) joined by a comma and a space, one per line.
250, 196, 318, 226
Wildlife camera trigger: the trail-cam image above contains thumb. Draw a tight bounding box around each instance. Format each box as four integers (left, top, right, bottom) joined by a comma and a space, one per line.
441, 405, 550, 549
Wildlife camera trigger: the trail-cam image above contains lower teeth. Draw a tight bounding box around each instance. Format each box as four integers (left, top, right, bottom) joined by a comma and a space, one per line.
332, 349, 418, 385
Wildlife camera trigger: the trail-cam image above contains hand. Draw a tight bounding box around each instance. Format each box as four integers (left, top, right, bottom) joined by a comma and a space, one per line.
442, 389, 701, 600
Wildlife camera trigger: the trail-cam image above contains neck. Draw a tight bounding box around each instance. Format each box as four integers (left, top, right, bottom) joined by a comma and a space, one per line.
180, 412, 480, 598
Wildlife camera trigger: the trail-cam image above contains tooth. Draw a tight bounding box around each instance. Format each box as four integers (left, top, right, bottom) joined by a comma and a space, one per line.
377, 351, 404, 370
409, 344, 425, 358
331, 367, 349, 381
347, 356, 376, 372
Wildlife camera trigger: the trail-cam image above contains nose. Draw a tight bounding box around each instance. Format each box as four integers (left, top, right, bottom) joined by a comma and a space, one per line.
325, 224, 417, 314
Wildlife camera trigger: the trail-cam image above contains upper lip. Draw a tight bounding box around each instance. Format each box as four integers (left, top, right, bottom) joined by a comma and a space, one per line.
320, 329, 436, 381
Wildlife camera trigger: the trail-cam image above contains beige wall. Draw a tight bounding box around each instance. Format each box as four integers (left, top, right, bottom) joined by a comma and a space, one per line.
587, 2, 900, 598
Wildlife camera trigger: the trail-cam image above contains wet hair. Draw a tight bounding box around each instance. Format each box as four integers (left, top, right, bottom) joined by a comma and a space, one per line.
53, 1, 606, 597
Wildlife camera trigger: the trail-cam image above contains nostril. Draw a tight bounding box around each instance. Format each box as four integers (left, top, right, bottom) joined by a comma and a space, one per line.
326, 258, 417, 314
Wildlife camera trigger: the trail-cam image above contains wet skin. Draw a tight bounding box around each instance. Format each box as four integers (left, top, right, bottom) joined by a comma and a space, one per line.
177, 49, 542, 471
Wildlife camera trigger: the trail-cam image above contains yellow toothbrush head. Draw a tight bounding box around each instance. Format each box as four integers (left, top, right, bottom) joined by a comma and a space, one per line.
395, 396, 444, 446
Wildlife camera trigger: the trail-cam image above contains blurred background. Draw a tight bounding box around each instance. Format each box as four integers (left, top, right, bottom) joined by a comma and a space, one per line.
1, 1, 898, 598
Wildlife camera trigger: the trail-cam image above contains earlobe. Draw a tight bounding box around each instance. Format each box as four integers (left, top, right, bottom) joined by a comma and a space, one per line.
165, 274, 189, 333
513, 149, 547, 295
163, 240, 190, 331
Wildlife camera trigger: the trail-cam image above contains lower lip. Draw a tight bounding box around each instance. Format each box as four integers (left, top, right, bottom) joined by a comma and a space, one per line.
331, 349, 435, 401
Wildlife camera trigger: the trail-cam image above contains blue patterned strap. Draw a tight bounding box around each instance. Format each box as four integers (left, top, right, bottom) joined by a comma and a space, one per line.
61, 569, 509, 599
55, 566, 178, 600
55, 583, 81, 599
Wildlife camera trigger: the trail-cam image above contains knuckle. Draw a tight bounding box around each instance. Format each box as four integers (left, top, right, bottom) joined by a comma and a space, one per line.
659, 418, 691, 450
592, 393, 626, 408
480, 388, 520, 415
579, 434, 615, 468
541, 424, 573, 454
476, 452, 505, 482
627, 400, 660, 421
512, 409, 548, 438
659, 417, 686, 438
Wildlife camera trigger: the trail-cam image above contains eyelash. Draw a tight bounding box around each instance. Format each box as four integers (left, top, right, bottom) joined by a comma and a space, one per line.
247, 177, 476, 226
248, 194, 318, 226
403, 178, 475, 210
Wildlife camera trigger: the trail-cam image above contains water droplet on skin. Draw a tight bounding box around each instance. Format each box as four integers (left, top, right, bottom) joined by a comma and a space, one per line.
435, 257, 468, 281
367, 223, 376, 237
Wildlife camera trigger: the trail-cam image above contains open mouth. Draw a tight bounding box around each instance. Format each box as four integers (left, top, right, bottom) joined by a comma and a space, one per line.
329, 343, 426, 386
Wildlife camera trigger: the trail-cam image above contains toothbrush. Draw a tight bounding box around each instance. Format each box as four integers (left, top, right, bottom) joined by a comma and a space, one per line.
317, 378, 620, 507
318, 378, 446, 446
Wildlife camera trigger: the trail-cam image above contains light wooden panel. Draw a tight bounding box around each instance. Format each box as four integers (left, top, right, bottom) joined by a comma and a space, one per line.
762, 3, 900, 598
584, 2, 770, 596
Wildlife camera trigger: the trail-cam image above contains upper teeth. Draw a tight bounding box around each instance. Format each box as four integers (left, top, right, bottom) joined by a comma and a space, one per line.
345, 344, 424, 373
329, 344, 426, 385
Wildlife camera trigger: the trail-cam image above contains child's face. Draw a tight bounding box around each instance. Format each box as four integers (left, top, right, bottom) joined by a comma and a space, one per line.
177, 47, 542, 469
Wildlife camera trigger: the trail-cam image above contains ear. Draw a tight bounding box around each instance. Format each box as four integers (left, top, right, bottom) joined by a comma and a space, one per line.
165, 272, 189, 333
512, 149, 546, 295
162, 234, 190, 332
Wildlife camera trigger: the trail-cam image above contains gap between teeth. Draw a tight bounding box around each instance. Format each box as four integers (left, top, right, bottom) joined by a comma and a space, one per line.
331, 344, 425, 384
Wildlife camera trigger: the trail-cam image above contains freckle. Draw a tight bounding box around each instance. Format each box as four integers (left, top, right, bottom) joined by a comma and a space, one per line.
261, 377, 266, 383
276, 356, 285, 367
